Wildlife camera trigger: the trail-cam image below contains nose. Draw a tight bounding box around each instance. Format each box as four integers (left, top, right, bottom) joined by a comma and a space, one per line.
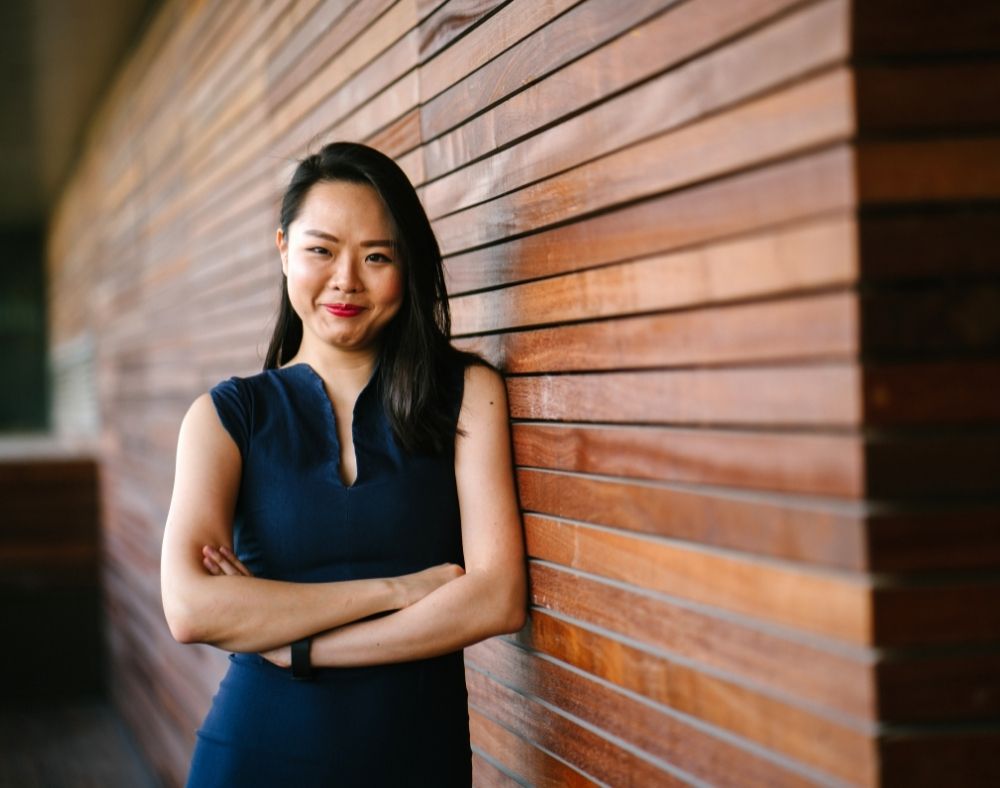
328, 250, 362, 293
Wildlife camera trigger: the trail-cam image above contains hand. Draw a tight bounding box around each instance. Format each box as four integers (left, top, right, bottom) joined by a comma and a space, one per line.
201, 545, 253, 577
397, 563, 465, 607
260, 643, 291, 668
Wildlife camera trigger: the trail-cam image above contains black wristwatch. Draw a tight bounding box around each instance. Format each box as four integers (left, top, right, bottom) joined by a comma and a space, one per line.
291, 636, 314, 680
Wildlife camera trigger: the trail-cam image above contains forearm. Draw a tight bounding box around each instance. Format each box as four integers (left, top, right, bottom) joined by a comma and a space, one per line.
311, 571, 525, 667
164, 572, 400, 653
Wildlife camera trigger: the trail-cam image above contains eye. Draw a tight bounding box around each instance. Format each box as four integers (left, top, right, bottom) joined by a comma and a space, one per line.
366, 252, 393, 264
307, 247, 331, 256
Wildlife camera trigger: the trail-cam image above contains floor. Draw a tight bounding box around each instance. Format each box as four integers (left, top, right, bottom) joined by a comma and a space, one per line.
0, 699, 160, 788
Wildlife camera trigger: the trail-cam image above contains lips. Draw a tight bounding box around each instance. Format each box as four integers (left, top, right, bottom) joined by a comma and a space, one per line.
324, 303, 364, 317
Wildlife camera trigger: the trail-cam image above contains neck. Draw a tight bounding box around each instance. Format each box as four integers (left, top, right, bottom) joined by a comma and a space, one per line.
286, 339, 380, 390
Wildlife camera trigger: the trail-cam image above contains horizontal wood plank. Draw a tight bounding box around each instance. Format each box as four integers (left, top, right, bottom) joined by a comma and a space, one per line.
452, 221, 858, 337
422, 0, 848, 218
468, 638, 831, 787
443, 147, 856, 294
469, 707, 598, 787
527, 562, 877, 719
422, 0, 815, 179
519, 609, 876, 783
467, 666, 689, 786
526, 515, 873, 643
506, 365, 863, 426
512, 422, 863, 497
434, 68, 855, 255
517, 468, 868, 568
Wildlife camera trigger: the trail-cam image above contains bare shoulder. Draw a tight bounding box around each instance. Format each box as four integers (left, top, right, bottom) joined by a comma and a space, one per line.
181, 391, 225, 437
458, 362, 508, 427
177, 391, 239, 461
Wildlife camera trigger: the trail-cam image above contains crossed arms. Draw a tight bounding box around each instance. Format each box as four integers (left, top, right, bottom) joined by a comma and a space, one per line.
159, 364, 527, 667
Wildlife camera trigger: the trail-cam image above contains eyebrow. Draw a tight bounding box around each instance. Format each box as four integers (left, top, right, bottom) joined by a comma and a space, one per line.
303, 229, 396, 247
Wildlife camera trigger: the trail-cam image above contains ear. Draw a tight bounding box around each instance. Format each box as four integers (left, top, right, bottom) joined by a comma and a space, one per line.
276, 228, 288, 276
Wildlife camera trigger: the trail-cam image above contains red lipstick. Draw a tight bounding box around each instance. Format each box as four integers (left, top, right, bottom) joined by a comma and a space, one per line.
324, 304, 364, 317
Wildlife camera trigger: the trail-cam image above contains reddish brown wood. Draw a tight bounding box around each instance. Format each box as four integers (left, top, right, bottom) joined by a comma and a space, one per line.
422, 0, 820, 180
442, 147, 855, 294
470, 753, 518, 787
470, 707, 598, 787
434, 69, 855, 255
511, 423, 864, 498
270, 0, 396, 110
525, 515, 873, 644
44, 0, 1000, 783
521, 610, 877, 784
467, 667, 685, 786
417, 0, 508, 61
455, 286, 858, 370
419, 0, 581, 108
468, 638, 827, 787
506, 364, 862, 426
422, 0, 849, 219
517, 467, 868, 568
527, 562, 877, 720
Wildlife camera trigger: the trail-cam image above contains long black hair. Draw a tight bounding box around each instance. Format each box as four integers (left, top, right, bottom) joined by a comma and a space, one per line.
264, 141, 477, 455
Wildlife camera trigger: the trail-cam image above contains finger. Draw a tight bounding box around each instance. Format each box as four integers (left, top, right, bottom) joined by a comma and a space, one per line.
202, 557, 222, 575
219, 546, 253, 577
204, 546, 240, 576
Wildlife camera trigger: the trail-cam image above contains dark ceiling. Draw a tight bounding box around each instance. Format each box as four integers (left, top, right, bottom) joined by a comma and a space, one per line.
0, 0, 161, 229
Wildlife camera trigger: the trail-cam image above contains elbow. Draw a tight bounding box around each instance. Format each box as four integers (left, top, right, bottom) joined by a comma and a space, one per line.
501, 603, 527, 635
162, 589, 205, 645
492, 581, 528, 635
164, 603, 200, 645
168, 621, 198, 645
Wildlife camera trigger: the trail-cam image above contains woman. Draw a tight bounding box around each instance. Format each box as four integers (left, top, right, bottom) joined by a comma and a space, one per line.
160, 141, 526, 786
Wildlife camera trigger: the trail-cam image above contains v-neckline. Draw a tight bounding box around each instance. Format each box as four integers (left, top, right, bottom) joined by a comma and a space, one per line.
282, 361, 380, 489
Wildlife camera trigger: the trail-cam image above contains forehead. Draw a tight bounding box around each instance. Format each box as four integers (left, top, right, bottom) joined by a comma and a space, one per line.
292, 180, 393, 236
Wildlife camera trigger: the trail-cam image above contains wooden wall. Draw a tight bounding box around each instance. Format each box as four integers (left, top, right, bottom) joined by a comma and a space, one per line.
45, 0, 1000, 785
0, 447, 103, 701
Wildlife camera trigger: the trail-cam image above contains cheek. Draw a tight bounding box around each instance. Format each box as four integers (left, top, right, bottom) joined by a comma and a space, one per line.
380, 270, 405, 306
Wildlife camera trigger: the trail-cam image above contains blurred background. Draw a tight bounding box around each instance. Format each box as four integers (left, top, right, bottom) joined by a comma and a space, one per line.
2, 1, 999, 786
2, 2, 162, 786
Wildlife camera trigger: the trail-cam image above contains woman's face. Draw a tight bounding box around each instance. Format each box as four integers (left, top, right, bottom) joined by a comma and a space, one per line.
277, 180, 405, 354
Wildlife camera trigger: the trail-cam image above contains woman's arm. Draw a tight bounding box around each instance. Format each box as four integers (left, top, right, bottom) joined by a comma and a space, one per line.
259, 363, 527, 667
160, 392, 462, 653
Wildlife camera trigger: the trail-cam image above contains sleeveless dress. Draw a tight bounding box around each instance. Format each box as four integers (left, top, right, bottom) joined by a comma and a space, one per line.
185, 356, 472, 787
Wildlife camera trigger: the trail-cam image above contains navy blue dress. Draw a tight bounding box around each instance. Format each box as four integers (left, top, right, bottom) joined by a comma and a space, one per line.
186, 357, 472, 787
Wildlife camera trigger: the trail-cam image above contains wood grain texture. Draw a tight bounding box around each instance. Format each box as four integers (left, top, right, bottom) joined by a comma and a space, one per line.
506, 364, 863, 426
512, 421, 865, 496
433, 68, 856, 255
467, 666, 690, 786
41, 0, 1000, 784
422, 0, 849, 219
527, 562, 878, 720
517, 467, 868, 568
421, 0, 822, 181
525, 515, 873, 644
519, 609, 877, 783
451, 221, 859, 337
443, 147, 856, 294
470, 707, 598, 787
